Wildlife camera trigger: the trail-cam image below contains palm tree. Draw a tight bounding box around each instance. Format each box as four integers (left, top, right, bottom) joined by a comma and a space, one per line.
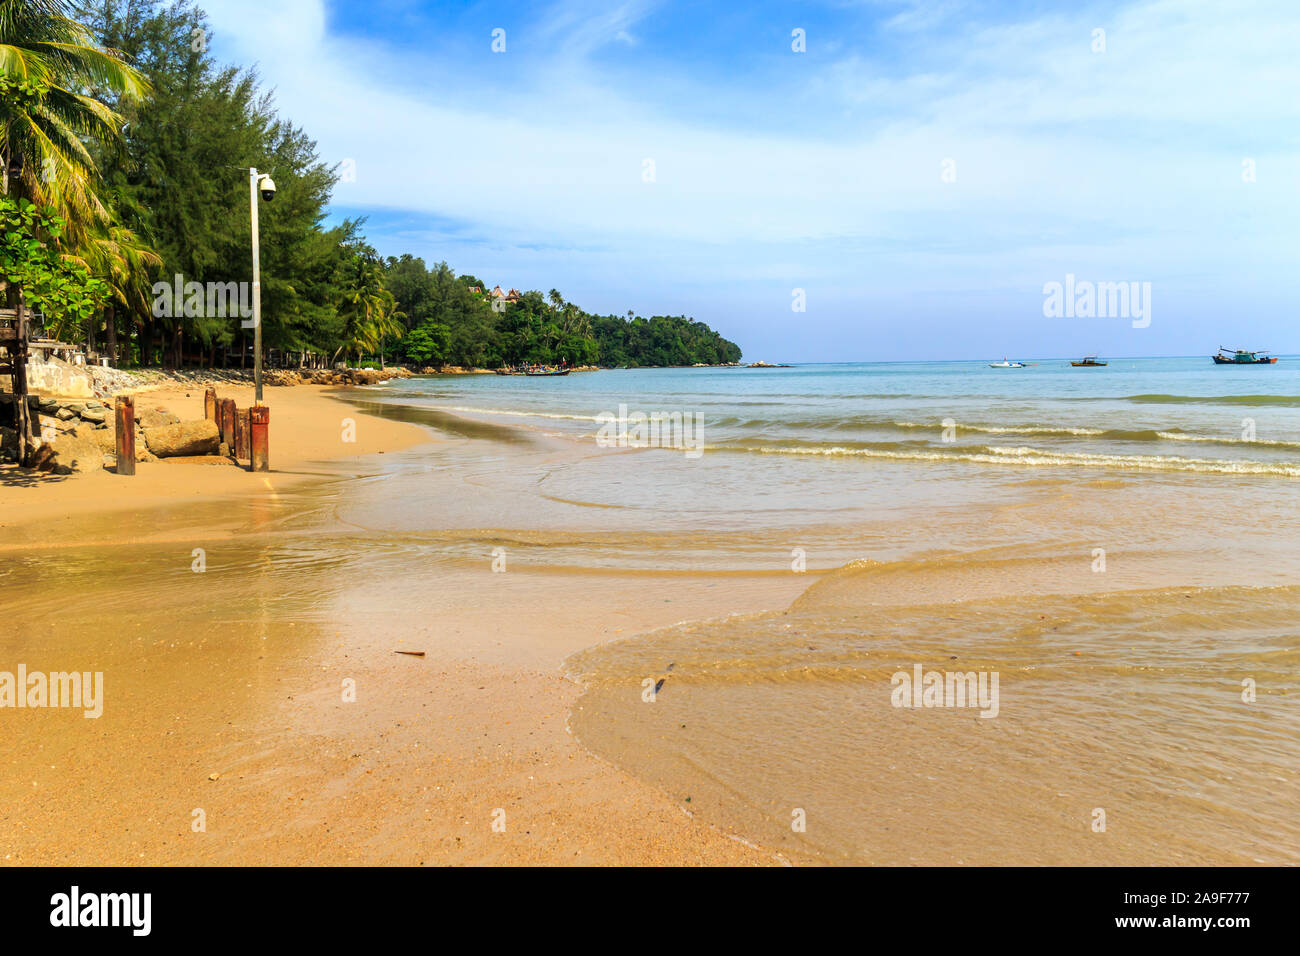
561, 302, 591, 338
63, 221, 161, 362
0, 0, 149, 237
370, 304, 405, 369
334, 251, 403, 366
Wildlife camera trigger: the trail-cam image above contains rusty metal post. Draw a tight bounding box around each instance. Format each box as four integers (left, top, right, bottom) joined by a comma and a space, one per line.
204, 388, 217, 422
13, 291, 34, 466
250, 404, 269, 472
219, 398, 236, 451
115, 395, 135, 475
234, 407, 250, 460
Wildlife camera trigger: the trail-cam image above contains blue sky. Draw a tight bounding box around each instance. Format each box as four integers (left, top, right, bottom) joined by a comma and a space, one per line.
205, 1, 1300, 361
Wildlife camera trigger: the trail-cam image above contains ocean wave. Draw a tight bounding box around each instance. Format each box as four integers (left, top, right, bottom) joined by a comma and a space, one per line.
711, 443, 1300, 477
424, 404, 602, 422
1124, 394, 1300, 407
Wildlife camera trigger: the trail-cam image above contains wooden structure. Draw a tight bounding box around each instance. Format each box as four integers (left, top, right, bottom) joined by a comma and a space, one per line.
219, 397, 236, 450
234, 407, 250, 460
205, 387, 268, 470
115, 396, 136, 476
0, 301, 36, 465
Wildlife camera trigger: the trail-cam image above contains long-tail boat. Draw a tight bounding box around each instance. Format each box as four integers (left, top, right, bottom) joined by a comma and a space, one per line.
1213, 348, 1278, 365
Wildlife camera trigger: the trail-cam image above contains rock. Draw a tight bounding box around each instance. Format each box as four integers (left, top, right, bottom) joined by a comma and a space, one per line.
92, 429, 117, 454
143, 419, 219, 457
218, 441, 230, 457
37, 397, 59, 413
97, 425, 155, 462
136, 407, 181, 429
29, 443, 57, 471
55, 407, 76, 421
44, 425, 107, 475
80, 406, 107, 424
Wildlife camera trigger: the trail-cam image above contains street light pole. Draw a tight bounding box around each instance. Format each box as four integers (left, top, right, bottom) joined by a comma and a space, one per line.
249, 166, 263, 403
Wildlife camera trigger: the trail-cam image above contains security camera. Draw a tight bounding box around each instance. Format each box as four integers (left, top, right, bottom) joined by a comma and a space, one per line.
258, 175, 276, 202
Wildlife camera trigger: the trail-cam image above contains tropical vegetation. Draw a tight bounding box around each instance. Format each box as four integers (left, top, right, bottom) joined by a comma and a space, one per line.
0, 0, 741, 371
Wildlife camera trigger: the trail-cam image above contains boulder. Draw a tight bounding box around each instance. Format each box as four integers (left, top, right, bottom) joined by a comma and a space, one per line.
43, 425, 105, 474
136, 407, 181, 429
143, 419, 219, 457
92, 429, 117, 454
80, 406, 107, 424
29, 443, 57, 471
55, 407, 76, 421
95, 425, 156, 462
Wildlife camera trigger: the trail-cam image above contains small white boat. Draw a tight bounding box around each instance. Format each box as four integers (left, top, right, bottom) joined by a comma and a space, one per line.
988, 357, 1025, 368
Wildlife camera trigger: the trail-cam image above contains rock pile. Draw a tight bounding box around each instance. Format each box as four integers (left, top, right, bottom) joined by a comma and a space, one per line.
0, 395, 223, 474
84, 365, 414, 396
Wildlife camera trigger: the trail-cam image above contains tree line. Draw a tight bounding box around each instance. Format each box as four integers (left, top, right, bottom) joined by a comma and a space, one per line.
0, 0, 741, 370
384, 257, 741, 368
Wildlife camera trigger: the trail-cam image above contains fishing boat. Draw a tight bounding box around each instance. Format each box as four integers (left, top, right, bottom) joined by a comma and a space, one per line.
1213, 347, 1278, 365
523, 367, 570, 376
989, 358, 1026, 368
1070, 356, 1107, 367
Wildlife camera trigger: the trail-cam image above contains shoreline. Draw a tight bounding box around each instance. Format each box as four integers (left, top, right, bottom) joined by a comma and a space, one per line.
0, 384, 807, 866
0, 382, 433, 544
6, 373, 1295, 865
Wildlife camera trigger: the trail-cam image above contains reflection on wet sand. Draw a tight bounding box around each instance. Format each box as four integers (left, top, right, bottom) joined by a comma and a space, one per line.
3, 383, 1297, 865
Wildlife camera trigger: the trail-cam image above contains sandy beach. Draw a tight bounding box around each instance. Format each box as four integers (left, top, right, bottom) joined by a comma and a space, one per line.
0, 382, 806, 865
0, 384, 426, 545
4, 366, 1298, 867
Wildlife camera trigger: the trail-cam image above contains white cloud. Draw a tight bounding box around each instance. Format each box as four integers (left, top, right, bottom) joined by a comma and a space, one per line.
205, 0, 1300, 247
200, 0, 1300, 356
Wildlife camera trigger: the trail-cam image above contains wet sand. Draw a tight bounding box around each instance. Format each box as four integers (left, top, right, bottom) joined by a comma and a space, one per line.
0, 386, 805, 865
4, 381, 1296, 866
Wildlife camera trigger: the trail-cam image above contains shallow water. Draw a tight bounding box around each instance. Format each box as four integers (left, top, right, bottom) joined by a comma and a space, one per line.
4, 361, 1296, 864
365, 362, 1300, 864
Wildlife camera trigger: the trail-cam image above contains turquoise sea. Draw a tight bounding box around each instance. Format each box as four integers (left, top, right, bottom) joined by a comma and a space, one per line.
374, 356, 1300, 477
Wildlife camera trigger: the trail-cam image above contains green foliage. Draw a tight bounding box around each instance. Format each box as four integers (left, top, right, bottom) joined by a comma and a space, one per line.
1, 1, 744, 369
0, 0, 148, 237
334, 242, 403, 362
0, 196, 107, 334
384, 258, 741, 368
402, 323, 450, 366
84, 0, 355, 363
